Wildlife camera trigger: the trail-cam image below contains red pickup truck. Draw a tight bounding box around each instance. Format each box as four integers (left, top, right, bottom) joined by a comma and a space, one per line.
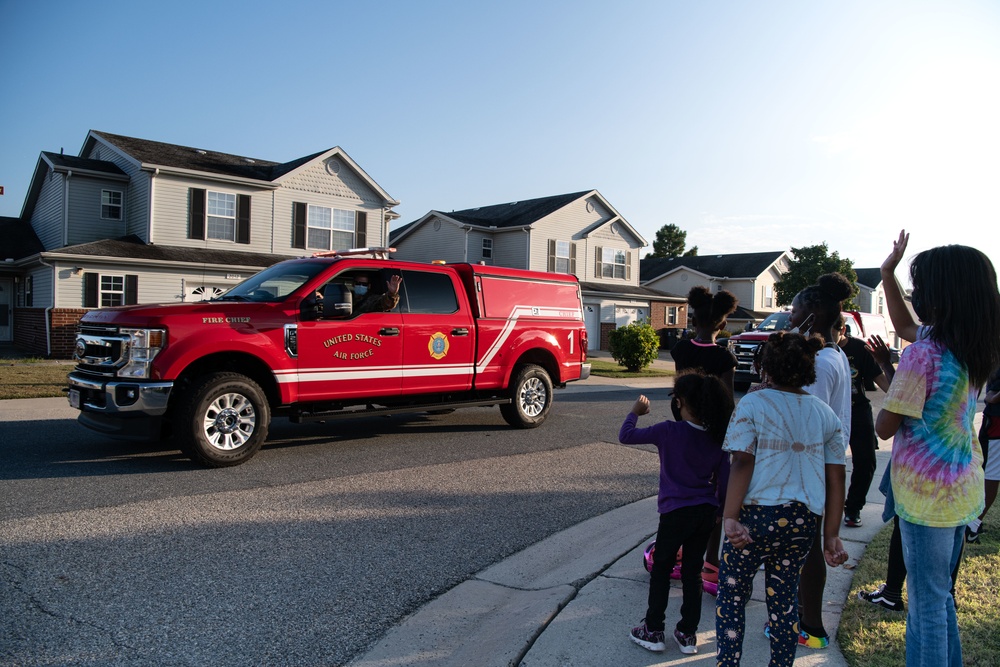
727, 310, 892, 391
67, 249, 591, 466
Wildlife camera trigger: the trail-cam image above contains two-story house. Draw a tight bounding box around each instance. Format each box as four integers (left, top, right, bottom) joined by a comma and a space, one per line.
389, 191, 686, 350
3, 130, 399, 357
639, 250, 793, 332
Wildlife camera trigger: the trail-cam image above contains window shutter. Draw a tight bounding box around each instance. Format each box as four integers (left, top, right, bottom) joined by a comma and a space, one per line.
355, 211, 367, 248
189, 188, 206, 240
293, 202, 307, 249
125, 275, 138, 305
236, 195, 251, 244
570, 242, 577, 275
547, 239, 556, 272
626, 251, 632, 281
84, 273, 98, 308
595, 246, 602, 278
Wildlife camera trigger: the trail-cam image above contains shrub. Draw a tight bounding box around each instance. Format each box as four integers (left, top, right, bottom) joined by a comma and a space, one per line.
608, 321, 660, 372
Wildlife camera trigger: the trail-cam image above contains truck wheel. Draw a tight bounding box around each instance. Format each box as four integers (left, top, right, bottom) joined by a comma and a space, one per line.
500, 364, 553, 428
175, 372, 270, 467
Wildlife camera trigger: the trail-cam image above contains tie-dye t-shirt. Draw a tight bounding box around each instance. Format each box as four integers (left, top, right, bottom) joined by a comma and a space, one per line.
884, 339, 984, 527
724, 389, 845, 516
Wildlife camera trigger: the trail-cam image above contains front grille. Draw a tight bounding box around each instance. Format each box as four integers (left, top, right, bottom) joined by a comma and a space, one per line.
74, 325, 128, 375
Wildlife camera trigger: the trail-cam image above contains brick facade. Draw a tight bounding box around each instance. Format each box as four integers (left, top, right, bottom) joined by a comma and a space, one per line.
12, 307, 85, 359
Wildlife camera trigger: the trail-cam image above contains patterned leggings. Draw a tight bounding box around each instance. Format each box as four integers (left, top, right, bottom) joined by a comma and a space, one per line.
715, 502, 819, 667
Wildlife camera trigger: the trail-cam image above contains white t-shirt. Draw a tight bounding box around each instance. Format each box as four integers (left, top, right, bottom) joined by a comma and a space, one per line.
724, 389, 846, 515
804, 344, 852, 444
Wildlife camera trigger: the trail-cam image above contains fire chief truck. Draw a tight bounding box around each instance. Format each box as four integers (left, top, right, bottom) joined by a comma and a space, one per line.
67, 249, 591, 467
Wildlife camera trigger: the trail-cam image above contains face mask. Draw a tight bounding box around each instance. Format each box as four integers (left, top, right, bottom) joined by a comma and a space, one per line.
671, 397, 683, 422
789, 313, 815, 336
355, 285, 368, 296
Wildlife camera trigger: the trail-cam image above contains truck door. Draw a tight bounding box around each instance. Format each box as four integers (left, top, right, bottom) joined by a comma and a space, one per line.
398, 268, 475, 394
294, 274, 403, 401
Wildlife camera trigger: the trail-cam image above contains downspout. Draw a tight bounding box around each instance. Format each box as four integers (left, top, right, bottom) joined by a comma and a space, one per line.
271, 191, 276, 254
523, 228, 530, 270
464, 226, 471, 263
36, 256, 55, 358
63, 171, 72, 246
148, 168, 159, 242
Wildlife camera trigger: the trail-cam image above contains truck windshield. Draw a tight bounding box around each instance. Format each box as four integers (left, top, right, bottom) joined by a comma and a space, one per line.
215, 261, 328, 302
756, 312, 792, 331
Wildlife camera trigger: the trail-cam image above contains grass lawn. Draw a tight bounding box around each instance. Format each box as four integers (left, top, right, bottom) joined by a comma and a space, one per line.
0, 360, 73, 399
588, 358, 673, 379
839, 520, 1000, 667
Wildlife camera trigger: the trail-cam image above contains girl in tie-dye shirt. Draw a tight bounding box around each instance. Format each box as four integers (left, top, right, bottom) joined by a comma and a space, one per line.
875, 235, 1000, 667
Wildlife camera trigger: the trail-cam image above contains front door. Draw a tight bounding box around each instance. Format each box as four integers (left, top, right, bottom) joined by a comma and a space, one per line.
0, 279, 12, 342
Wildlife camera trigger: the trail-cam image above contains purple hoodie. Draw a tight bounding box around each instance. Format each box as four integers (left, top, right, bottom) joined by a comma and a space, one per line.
619, 414, 730, 516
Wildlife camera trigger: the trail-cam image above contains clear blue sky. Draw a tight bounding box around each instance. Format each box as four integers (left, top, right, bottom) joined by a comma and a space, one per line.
2, 0, 998, 280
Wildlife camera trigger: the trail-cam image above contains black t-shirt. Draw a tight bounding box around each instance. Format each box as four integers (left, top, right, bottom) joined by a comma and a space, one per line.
670, 339, 737, 378
839, 336, 882, 406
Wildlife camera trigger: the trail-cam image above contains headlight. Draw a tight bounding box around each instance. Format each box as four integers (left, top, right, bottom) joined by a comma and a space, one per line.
119, 328, 167, 378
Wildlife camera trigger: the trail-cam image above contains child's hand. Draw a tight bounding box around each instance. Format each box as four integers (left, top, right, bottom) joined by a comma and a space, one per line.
723, 517, 752, 549
823, 536, 848, 567
865, 335, 891, 366
631, 395, 650, 416
881, 230, 909, 275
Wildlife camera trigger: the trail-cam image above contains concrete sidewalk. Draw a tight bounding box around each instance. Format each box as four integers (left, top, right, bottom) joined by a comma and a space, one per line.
349, 363, 895, 667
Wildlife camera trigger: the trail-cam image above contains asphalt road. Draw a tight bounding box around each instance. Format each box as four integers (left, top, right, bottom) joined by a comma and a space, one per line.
1, 380, 671, 667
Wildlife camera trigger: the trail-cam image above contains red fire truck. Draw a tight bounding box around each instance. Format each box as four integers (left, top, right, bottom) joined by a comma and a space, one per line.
67, 249, 590, 467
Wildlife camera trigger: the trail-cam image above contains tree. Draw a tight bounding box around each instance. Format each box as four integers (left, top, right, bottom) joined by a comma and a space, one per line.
774, 243, 859, 309
683, 246, 698, 257
651, 224, 688, 258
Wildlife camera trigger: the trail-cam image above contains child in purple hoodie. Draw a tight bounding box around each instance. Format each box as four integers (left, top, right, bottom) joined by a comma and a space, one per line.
619, 371, 734, 655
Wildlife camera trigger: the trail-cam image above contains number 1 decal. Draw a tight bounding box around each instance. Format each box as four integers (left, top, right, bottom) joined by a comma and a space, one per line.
568, 330, 574, 354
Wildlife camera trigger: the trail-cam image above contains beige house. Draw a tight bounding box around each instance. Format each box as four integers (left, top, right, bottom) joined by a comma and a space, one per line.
639, 251, 793, 331
3, 130, 399, 357
390, 191, 685, 350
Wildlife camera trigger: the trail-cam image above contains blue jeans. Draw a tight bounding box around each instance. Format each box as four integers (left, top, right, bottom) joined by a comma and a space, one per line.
898, 520, 965, 667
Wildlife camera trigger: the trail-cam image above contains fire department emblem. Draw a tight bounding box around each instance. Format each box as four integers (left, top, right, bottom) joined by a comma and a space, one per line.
428, 332, 449, 360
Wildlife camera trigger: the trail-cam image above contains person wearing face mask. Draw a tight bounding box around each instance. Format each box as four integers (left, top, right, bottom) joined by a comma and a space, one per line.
352, 273, 402, 313
763, 272, 853, 650
618, 372, 734, 655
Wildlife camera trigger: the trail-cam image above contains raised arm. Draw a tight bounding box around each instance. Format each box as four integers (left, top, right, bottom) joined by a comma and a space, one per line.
866, 334, 895, 391
880, 230, 919, 343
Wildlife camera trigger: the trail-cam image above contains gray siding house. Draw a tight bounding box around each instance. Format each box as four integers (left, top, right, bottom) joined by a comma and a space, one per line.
640, 251, 793, 331
390, 191, 685, 350
3, 130, 399, 357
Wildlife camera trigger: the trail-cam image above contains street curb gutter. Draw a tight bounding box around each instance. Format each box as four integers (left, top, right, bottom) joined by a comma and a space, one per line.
347, 496, 658, 667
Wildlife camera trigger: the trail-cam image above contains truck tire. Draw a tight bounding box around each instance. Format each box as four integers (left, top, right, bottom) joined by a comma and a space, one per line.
175, 372, 270, 467
500, 364, 553, 428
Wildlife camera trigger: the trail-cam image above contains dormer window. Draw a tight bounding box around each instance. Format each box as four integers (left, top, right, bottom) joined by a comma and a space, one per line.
101, 190, 123, 220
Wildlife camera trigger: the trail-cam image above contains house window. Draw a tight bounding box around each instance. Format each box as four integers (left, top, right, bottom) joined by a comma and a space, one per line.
100, 275, 126, 307
878, 294, 884, 314
764, 285, 773, 308
554, 241, 571, 273
307, 205, 355, 251
25, 275, 33, 307
666, 306, 678, 325
206, 191, 237, 241
101, 190, 123, 220
601, 247, 626, 279
482, 238, 493, 259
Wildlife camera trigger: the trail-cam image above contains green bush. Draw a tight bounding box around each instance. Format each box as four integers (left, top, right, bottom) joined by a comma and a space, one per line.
608, 321, 660, 372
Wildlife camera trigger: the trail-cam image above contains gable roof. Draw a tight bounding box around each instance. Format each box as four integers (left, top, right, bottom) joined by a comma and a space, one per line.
854, 268, 882, 289
578, 281, 684, 302
42, 152, 129, 178
0, 216, 44, 260
640, 250, 788, 283
445, 191, 592, 229
42, 235, 289, 269
84, 131, 398, 203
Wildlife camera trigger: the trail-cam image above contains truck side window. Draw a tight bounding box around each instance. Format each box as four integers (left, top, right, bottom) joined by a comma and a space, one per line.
399, 270, 459, 314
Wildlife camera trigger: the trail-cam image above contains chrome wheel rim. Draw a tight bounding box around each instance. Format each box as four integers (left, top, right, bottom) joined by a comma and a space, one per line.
518, 377, 547, 417
203, 393, 256, 451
